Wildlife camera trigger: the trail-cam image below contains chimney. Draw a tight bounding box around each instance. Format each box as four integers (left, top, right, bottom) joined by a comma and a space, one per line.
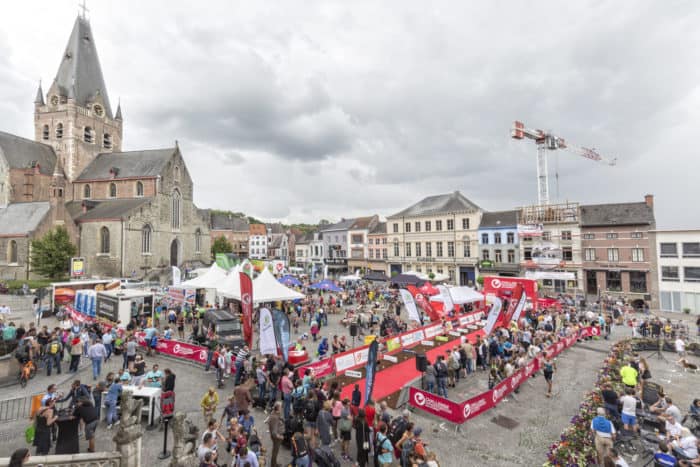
644, 194, 654, 209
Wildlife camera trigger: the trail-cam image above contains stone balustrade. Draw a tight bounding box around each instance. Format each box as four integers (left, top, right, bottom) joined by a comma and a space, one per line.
0, 451, 122, 466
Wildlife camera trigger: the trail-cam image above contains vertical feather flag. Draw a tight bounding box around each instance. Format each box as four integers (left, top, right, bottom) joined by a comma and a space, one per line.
240, 260, 254, 348
364, 339, 379, 405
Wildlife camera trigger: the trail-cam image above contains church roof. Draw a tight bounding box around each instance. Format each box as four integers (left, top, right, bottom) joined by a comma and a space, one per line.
210, 212, 249, 231
0, 202, 51, 236
53, 16, 112, 118
0, 131, 57, 176
580, 202, 655, 227
66, 198, 151, 223
75, 148, 175, 181
388, 191, 481, 219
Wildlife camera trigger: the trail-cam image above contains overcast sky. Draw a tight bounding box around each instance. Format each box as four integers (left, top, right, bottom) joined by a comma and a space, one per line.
1, 1, 698, 228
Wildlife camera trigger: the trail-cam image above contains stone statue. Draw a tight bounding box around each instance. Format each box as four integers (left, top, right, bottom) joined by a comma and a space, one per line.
112, 390, 144, 467
170, 412, 200, 467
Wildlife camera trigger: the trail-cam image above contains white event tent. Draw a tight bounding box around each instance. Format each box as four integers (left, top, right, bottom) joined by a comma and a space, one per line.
216, 267, 304, 304
429, 286, 485, 305
180, 263, 229, 289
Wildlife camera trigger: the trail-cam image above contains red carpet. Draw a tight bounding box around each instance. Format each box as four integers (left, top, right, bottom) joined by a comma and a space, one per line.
340, 329, 484, 403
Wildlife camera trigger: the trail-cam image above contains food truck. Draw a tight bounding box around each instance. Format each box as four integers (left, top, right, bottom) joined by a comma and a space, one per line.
95, 289, 156, 325
50, 279, 118, 314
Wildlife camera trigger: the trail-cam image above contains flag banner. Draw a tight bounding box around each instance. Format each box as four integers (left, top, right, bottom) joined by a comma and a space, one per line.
172, 266, 181, 286
483, 296, 503, 337
399, 289, 421, 324
511, 285, 528, 324
364, 339, 379, 406
240, 260, 254, 348
407, 285, 440, 322
272, 309, 291, 362
437, 285, 455, 314
501, 283, 524, 325
259, 308, 277, 356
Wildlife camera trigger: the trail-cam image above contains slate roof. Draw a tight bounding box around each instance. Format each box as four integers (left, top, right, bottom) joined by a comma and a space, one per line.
266, 223, 284, 234
580, 202, 655, 227
270, 234, 284, 248
0, 132, 57, 176
0, 202, 51, 236
369, 222, 387, 235
76, 148, 175, 181
210, 212, 249, 231
319, 218, 355, 232
66, 198, 151, 222
295, 232, 313, 244
479, 210, 518, 228
53, 17, 113, 118
350, 216, 376, 230
388, 191, 481, 218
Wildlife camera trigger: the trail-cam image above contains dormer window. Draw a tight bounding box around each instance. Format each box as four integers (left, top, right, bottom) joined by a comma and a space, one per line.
56, 123, 63, 139
83, 184, 91, 199
103, 133, 112, 149
136, 181, 144, 197
42, 125, 49, 140
84, 126, 94, 143
109, 183, 117, 198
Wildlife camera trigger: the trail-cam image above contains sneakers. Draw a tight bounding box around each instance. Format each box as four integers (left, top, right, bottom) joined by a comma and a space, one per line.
107, 424, 113, 430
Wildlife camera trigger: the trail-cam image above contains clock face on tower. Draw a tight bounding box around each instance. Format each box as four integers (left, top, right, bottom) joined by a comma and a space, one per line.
93, 104, 104, 117
50, 95, 59, 106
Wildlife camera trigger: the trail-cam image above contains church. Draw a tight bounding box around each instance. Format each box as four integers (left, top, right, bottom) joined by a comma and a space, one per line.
0, 14, 210, 281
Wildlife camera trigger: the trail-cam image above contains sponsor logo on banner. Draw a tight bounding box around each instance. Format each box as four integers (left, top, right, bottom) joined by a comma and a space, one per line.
462, 395, 489, 421
413, 391, 427, 407
383, 354, 398, 363
408, 387, 464, 424
424, 325, 443, 338
420, 340, 434, 347
335, 353, 356, 372
386, 337, 401, 352
298, 358, 335, 379
354, 348, 369, 365
492, 383, 509, 404
401, 330, 425, 347
510, 370, 524, 389
491, 279, 502, 289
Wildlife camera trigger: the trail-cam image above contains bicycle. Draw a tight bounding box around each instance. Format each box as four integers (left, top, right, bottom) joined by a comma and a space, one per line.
18, 359, 37, 388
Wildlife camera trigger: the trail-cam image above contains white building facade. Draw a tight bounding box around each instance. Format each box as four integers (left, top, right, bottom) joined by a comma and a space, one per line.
653, 230, 700, 313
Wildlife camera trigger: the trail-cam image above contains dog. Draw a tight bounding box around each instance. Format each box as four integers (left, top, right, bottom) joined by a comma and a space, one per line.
679, 358, 698, 373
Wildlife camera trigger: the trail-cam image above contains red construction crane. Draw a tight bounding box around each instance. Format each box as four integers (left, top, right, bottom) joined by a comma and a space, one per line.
511, 120, 616, 205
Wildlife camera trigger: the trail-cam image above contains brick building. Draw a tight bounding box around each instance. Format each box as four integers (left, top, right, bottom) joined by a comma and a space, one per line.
210, 213, 249, 258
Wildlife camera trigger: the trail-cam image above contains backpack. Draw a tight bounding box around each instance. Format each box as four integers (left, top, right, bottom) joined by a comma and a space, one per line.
291, 433, 308, 458
48, 341, 60, 355
388, 416, 407, 445
338, 416, 352, 433
304, 399, 318, 422
401, 437, 415, 464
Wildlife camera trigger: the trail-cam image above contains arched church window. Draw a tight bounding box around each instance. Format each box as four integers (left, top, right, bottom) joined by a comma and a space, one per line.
103, 133, 112, 149
84, 184, 91, 199
84, 126, 94, 143
142, 224, 152, 254
171, 189, 181, 229
195, 229, 202, 253
55, 123, 63, 139
136, 181, 144, 197
42, 125, 49, 140
8, 240, 18, 264
100, 227, 110, 254
109, 183, 117, 198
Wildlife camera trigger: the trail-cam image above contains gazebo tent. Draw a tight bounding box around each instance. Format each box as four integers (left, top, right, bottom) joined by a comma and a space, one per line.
278, 275, 302, 287
363, 271, 388, 282
338, 271, 362, 282
181, 263, 229, 288
253, 268, 305, 303
390, 274, 424, 287
308, 279, 343, 292
215, 266, 242, 299
429, 286, 484, 305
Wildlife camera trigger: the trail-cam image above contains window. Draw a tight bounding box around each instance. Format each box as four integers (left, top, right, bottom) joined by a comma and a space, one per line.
583, 233, 595, 240
84, 126, 94, 143
415, 242, 421, 257
631, 232, 643, 239
436, 242, 443, 257
382, 238, 387, 244
683, 243, 700, 257
174, 166, 180, 182
42, 125, 49, 140
507, 249, 515, 263
141, 225, 152, 253
352, 234, 363, 244
406, 243, 412, 257
494, 250, 502, 263
8, 240, 17, 264
607, 248, 619, 262
562, 247, 573, 261
507, 232, 514, 244
171, 189, 181, 229
482, 250, 490, 260
393, 241, 399, 257
393, 223, 399, 233
83, 184, 91, 199
195, 229, 202, 253
109, 183, 117, 198
369, 249, 373, 259
606, 232, 618, 239
660, 243, 678, 257
524, 248, 532, 260
542, 231, 551, 241
425, 242, 432, 257
415, 222, 421, 232
383, 249, 387, 259
425, 221, 431, 232
481, 233, 489, 244
631, 248, 644, 262
494, 233, 502, 244
405, 223, 411, 233
136, 181, 144, 197
103, 133, 112, 149
661, 266, 680, 281
447, 219, 454, 231
436, 220, 442, 231
461, 243, 468, 258
100, 226, 110, 254
55, 123, 63, 139
561, 231, 572, 241
584, 248, 596, 261
630, 271, 647, 293
606, 271, 622, 291
462, 218, 469, 230
685, 267, 700, 282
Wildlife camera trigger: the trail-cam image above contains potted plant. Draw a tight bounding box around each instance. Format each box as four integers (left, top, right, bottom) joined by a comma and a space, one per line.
683, 307, 691, 314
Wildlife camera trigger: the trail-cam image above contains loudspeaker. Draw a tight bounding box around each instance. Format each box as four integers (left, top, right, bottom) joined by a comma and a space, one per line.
416, 353, 428, 372
350, 323, 358, 337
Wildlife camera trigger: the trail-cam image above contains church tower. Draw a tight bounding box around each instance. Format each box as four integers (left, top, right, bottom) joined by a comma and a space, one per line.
34, 14, 122, 184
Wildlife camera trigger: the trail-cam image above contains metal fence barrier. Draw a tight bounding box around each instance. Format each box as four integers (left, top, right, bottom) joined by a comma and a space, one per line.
0, 393, 37, 422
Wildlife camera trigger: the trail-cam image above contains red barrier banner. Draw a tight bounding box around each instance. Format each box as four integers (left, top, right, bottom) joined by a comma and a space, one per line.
578, 325, 600, 339
135, 333, 208, 365
409, 387, 465, 424
298, 357, 335, 379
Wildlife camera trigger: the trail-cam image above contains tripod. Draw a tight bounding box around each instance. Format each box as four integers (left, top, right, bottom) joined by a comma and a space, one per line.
646, 336, 668, 362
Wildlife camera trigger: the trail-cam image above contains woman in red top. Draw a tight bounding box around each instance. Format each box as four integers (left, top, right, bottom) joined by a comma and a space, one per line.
364, 399, 377, 430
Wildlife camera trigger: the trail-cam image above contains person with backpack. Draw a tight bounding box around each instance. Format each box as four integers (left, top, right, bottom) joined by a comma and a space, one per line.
376, 422, 395, 467
434, 356, 448, 398
338, 399, 353, 461
316, 400, 334, 450
304, 392, 321, 448
396, 422, 416, 467
44, 333, 62, 377
291, 430, 310, 466
58, 380, 91, 408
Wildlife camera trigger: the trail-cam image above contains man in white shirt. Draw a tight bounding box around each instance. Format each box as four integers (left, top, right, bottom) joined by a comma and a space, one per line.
665, 415, 683, 440
676, 338, 687, 362
619, 389, 638, 433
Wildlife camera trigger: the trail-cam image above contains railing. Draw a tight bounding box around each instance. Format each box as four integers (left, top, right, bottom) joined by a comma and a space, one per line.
0, 452, 122, 466
0, 393, 37, 422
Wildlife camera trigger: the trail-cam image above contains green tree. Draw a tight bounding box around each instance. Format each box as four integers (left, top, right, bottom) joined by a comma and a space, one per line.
30, 226, 77, 279
476, 275, 484, 286
211, 235, 233, 258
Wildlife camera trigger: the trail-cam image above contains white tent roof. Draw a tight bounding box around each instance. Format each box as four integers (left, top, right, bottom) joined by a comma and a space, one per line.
251, 268, 305, 304
339, 270, 362, 282
215, 265, 241, 299
429, 286, 484, 304
525, 270, 576, 280
181, 263, 229, 289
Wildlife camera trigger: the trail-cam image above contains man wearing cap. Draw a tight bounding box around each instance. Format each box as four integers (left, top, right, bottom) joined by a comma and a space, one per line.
412, 427, 428, 463
590, 407, 616, 465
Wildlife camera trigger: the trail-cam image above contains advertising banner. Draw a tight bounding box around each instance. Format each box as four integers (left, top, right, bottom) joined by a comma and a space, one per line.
409, 387, 466, 424
258, 308, 277, 356
364, 340, 379, 405
407, 285, 441, 322
482, 277, 538, 311
399, 289, 421, 324
172, 266, 181, 286
71, 257, 85, 277
297, 357, 335, 379
272, 309, 291, 362
134, 332, 208, 365
400, 329, 425, 347
483, 296, 503, 337
437, 285, 455, 314
240, 261, 254, 348
502, 283, 525, 325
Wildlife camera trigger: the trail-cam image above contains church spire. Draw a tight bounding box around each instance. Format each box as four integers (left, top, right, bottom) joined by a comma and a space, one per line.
51, 15, 112, 117
34, 80, 45, 105
115, 99, 122, 120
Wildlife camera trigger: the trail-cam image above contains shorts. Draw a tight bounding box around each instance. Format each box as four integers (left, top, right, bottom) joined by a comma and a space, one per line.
543, 371, 553, 382
621, 413, 636, 426
127, 355, 136, 362
305, 420, 317, 430
341, 430, 352, 441
85, 420, 98, 440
